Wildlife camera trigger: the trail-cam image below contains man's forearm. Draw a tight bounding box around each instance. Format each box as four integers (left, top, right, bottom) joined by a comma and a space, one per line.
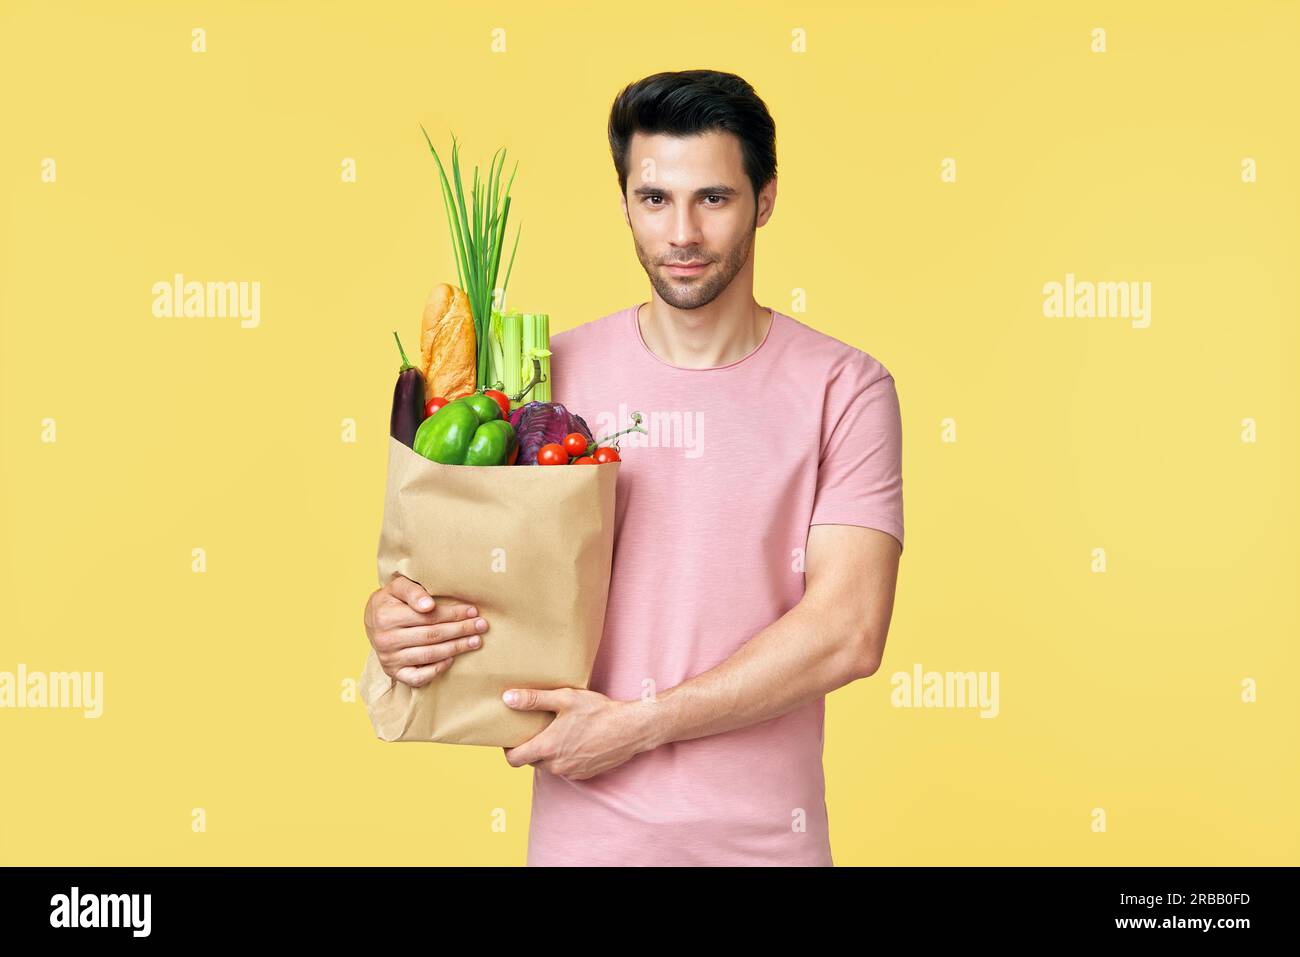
632, 594, 875, 751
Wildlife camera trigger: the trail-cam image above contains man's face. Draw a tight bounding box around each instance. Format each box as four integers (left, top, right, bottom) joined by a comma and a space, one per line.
620, 130, 774, 310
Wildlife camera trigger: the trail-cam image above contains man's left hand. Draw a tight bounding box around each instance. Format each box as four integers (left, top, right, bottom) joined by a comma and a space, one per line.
501, 688, 657, 781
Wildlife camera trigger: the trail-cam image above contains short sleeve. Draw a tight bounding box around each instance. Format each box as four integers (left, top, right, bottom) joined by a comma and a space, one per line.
808, 357, 904, 553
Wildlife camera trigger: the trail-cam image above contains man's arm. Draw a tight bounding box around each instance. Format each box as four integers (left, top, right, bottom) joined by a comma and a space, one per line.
637, 523, 901, 750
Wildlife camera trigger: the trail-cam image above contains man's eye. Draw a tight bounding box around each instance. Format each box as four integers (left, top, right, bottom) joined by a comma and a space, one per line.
705, 195, 725, 205
645, 195, 664, 206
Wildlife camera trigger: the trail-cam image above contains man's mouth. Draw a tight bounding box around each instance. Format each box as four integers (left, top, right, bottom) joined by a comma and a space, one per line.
664, 261, 710, 274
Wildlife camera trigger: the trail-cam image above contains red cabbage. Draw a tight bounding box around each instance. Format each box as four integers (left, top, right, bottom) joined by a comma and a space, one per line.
508, 401, 593, 465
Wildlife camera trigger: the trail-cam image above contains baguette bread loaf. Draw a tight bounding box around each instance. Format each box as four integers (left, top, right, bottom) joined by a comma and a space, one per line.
420, 283, 476, 400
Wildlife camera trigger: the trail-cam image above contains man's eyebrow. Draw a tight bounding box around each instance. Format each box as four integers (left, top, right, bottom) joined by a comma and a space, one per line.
631, 184, 740, 197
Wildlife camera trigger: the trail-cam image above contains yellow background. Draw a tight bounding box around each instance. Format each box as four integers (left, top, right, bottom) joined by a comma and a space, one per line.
2, 1, 1296, 865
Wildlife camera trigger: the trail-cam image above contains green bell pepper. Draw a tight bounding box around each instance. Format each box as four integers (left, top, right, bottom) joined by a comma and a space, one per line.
413, 395, 517, 466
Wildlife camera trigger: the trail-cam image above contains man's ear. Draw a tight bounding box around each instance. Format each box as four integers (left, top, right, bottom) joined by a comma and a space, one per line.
756, 176, 777, 228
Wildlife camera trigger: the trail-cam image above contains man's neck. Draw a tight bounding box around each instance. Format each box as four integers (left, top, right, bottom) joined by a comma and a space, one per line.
637, 294, 772, 369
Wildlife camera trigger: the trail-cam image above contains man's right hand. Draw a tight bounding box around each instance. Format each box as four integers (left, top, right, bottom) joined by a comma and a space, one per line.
363, 575, 489, 688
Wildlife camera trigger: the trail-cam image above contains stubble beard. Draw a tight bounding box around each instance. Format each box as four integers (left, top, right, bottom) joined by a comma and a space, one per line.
634, 229, 754, 311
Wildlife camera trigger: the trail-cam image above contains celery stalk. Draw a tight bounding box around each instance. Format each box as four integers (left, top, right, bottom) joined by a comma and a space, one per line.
487, 309, 506, 392
521, 313, 534, 400
502, 310, 523, 397
517, 313, 551, 403
536, 313, 551, 402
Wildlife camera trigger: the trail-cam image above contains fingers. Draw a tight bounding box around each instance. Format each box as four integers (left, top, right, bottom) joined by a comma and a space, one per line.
387, 575, 435, 612
369, 577, 492, 688
502, 687, 571, 713
393, 659, 454, 688
378, 614, 488, 654
503, 742, 549, 770
388, 630, 484, 668
379, 596, 480, 632
379, 616, 490, 686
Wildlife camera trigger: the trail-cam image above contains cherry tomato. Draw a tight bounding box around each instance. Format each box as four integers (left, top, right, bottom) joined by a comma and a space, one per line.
537, 443, 568, 466
424, 396, 449, 418
562, 432, 589, 457
483, 389, 511, 420
573, 455, 597, 465
593, 446, 621, 464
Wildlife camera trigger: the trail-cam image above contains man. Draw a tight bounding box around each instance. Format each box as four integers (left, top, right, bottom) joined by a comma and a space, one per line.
363, 69, 904, 866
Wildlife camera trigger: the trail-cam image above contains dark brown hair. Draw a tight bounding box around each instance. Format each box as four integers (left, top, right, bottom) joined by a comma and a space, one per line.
607, 70, 777, 200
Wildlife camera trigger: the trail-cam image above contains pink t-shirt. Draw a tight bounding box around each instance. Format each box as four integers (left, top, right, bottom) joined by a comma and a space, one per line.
530, 303, 904, 866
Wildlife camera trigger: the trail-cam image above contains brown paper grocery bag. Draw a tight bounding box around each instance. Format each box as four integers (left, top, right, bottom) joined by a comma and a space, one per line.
359, 435, 619, 748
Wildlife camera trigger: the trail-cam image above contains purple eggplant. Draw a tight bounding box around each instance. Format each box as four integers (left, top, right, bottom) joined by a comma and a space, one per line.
390, 332, 426, 448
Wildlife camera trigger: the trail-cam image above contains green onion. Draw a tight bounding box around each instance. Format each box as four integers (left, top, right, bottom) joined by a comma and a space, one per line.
420, 127, 522, 387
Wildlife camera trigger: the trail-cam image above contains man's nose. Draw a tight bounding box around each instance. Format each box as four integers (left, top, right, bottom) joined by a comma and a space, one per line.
669, 204, 703, 246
